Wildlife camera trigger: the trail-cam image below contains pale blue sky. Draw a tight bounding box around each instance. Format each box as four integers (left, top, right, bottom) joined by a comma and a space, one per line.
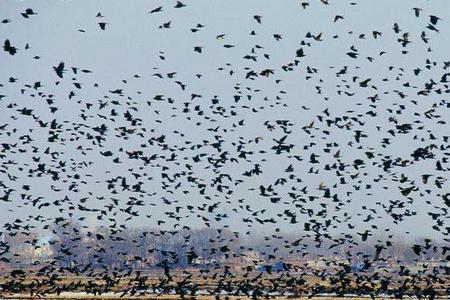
0, 0, 449, 242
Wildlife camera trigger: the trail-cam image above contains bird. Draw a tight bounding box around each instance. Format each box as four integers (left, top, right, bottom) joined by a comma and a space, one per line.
334, 15, 344, 22
174, 1, 186, 8
21, 8, 37, 18
98, 22, 107, 30
429, 15, 441, 25
413, 7, 422, 18
53, 62, 66, 78
3, 40, 17, 55
149, 6, 163, 13
254, 15, 262, 24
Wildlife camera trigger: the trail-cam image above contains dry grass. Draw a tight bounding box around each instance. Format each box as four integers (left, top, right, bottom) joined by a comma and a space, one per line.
0, 273, 448, 299
1, 296, 448, 300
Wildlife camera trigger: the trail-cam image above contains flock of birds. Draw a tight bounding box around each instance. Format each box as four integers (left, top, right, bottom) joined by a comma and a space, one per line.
1, 0, 450, 298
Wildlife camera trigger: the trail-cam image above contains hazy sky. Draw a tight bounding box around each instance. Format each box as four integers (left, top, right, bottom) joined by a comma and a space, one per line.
1, 0, 449, 241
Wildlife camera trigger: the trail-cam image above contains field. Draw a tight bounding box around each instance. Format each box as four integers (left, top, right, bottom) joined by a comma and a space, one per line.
0, 272, 448, 300
1, 294, 450, 300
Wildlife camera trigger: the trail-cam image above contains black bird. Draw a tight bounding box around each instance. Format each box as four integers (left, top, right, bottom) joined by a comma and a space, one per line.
21, 8, 37, 18
3, 40, 17, 55
98, 22, 107, 30
149, 6, 163, 13
174, 1, 186, 8
429, 15, 441, 25
53, 62, 66, 78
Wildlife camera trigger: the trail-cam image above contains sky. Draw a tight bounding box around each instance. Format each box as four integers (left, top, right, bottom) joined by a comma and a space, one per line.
1, 0, 449, 242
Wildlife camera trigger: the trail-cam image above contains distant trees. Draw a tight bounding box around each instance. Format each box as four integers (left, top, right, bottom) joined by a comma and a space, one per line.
3, 220, 446, 275
46, 221, 242, 272
1, 231, 37, 268
50, 219, 85, 268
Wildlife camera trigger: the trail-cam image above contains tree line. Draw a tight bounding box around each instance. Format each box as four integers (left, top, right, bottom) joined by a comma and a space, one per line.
0, 219, 447, 272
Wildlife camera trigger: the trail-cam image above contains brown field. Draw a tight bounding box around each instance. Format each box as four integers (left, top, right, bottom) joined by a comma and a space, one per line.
1, 295, 450, 300
0, 295, 449, 300
0, 272, 448, 300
